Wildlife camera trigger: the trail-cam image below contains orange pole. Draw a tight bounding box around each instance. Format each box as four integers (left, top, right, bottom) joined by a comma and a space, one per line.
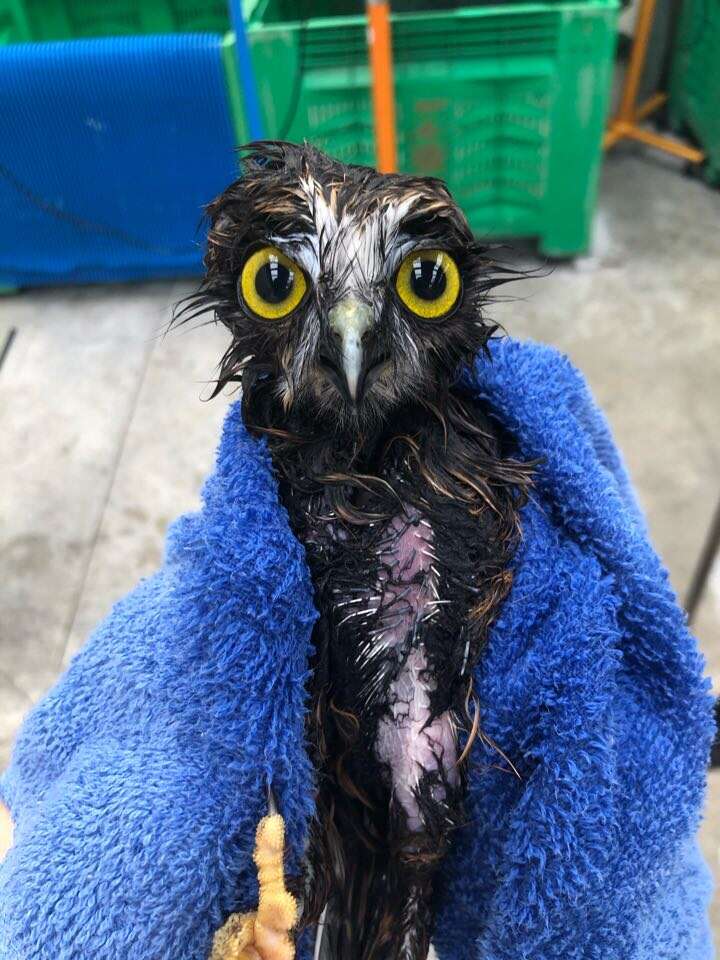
603, 0, 705, 166
367, 0, 397, 173
634, 91, 667, 122
617, 0, 658, 122
624, 125, 706, 163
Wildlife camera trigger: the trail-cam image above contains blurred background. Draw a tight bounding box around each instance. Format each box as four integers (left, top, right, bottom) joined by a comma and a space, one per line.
0, 0, 718, 947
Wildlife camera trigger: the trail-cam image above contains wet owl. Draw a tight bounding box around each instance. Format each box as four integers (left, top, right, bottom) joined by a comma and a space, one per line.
182, 141, 531, 960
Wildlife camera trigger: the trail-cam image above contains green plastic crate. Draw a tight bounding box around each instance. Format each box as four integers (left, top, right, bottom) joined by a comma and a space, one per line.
0, 0, 229, 43
230, 0, 617, 256
668, 0, 720, 185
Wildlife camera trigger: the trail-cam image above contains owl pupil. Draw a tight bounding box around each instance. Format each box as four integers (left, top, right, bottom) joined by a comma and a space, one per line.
255, 257, 294, 304
410, 257, 447, 301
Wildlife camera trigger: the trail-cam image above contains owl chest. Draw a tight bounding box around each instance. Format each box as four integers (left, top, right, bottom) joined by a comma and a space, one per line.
328, 507, 438, 675
303, 503, 468, 829
298, 495, 479, 727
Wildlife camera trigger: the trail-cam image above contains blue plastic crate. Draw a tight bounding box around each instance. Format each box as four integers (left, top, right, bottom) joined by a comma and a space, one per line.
0, 33, 239, 286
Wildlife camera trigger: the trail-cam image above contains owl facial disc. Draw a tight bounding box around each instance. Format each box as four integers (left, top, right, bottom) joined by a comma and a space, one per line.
187, 142, 507, 427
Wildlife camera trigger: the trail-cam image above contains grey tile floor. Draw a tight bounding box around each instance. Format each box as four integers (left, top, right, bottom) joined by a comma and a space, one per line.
1, 148, 719, 946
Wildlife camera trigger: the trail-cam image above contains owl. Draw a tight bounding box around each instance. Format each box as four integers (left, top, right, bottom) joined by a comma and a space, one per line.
181, 141, 532, 960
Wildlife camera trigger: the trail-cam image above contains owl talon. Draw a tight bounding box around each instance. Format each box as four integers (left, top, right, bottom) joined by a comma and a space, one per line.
210, 810, 297, 960
210, 912, 259, 960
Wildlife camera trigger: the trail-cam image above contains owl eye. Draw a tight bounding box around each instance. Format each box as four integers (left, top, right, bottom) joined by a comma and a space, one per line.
239, 246, 307, 320
395, 248, 461, 319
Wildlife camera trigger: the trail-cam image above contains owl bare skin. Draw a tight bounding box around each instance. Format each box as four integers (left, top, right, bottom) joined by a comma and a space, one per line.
178, 142, 533, 960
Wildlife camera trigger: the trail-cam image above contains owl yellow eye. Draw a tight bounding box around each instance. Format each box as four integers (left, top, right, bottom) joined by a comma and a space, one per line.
395, 249, 461, 319
239, 246, 307, 320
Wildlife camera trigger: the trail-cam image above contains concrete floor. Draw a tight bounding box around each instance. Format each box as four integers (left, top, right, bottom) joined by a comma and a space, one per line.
1, 147, 719, 946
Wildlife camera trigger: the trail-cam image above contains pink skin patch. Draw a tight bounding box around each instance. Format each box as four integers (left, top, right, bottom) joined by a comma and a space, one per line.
368, 511, 459, 832
376, 647, 459, 832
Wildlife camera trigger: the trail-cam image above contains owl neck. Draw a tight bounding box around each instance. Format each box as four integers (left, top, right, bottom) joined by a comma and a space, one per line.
241, 377, 531, 533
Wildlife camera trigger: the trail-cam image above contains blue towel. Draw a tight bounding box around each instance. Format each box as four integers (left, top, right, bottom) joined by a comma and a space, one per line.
0, 338, 714, 959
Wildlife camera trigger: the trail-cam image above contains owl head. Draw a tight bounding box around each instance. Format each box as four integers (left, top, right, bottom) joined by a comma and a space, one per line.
183, 141, 510, 432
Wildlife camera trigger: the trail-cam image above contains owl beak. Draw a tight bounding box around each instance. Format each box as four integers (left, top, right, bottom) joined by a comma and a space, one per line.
327, 298, 373, 403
